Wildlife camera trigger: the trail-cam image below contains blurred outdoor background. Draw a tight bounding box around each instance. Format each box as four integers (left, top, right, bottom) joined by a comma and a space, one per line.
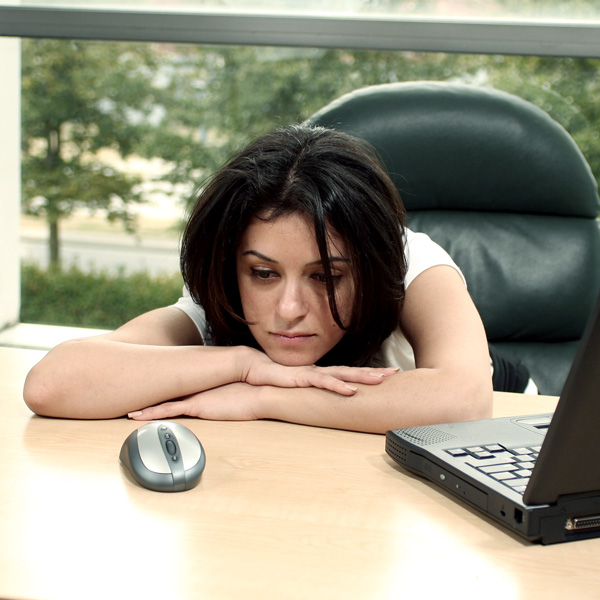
20, 34, 600, 329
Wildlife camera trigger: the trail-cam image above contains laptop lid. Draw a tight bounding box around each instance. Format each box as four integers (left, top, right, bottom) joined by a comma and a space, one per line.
523, 292, 600, 505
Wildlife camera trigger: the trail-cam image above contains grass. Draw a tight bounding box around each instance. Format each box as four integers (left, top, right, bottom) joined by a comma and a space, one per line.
20, 262, 184, 330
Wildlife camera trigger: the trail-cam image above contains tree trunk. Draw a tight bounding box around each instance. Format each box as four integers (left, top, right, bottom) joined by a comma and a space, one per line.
47, 127, 62, 268
49, 219, 60, 267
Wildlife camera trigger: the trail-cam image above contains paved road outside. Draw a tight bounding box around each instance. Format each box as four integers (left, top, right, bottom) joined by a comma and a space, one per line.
20, 226, 181, 277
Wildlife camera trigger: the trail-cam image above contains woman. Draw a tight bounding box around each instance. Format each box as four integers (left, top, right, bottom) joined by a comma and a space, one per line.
24, 125, 493, 433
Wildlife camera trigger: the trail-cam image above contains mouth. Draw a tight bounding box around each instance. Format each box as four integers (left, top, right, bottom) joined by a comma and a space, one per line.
270, 332, 316, 345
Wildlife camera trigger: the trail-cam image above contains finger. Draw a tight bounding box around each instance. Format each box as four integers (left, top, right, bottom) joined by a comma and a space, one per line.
128, 400, 187, 421
380, 367, 401, 377
318, 366, 399, 385
297, 372, 359, 396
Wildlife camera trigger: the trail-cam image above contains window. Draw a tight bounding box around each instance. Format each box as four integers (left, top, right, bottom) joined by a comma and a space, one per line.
2, 1, 600, 57
1, 0, 599, 336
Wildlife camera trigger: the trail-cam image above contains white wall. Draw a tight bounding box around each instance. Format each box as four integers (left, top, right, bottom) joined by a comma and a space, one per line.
0, 37, 21, 330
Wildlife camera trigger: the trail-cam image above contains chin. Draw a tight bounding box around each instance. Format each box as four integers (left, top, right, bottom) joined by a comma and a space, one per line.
266, 350, 322, 367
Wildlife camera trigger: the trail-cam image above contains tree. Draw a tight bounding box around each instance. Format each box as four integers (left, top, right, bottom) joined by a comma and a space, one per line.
22, 39, 600, 269
21, 39, 160, 265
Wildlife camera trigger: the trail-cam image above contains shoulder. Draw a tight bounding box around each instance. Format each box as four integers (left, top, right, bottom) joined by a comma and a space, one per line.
380, 230, 468, 369
404, 228, 466, 288
171, 287, 211, 343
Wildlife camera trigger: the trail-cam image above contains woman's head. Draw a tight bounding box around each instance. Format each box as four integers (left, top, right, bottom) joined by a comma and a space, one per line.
235, 211, 355, 367
180, 125, 407, 366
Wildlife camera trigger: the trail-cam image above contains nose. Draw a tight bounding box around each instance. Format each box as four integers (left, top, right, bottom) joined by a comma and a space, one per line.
276, 279, 309, 322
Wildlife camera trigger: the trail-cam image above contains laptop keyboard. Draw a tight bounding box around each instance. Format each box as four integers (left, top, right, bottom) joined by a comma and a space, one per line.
445, 444, 541, 494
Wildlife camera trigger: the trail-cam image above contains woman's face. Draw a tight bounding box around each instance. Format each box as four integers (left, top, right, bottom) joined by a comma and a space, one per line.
236, 212, 355, 366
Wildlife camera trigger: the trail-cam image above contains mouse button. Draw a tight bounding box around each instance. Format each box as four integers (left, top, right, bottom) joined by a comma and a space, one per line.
137, 426, 171, 473
170, 424, 203, 470
179, 436, 203, 470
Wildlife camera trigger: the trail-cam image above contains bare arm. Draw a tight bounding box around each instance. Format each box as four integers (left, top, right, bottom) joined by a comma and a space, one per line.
24, 307, 226, 418
133, 266, 493, 433
24, 307, 392, 419
264, 266, 493, 432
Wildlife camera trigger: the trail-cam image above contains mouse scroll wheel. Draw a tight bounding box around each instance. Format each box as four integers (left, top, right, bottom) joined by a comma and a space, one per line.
165, 440, 177, 456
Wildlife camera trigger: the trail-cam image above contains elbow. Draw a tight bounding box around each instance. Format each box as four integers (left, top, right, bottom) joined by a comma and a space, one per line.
23, 366, 53, 417
23, 362, 66, 418
428, 367, 492, 425
458, 374, 493, 422
23, 339, 89, 418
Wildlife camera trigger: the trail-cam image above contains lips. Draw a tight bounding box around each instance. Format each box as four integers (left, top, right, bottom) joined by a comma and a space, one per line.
270, 332, 315, 344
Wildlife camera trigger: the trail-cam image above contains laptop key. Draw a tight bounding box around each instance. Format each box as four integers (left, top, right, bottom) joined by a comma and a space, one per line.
515, 469, 533, 477
504, 478, 530, 488
465, 455, 516, 468
483, 444, 504, 453
480, 463, 518, 474
517, 461, 536, 470
491, 471, 517, 481
446, 448, 468, 457
511, 447, 534, 455
472, 451, 494, 459
512, 454, 534, 462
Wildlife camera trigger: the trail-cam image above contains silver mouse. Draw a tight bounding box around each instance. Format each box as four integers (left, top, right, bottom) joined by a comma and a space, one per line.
120, 421, 205, 492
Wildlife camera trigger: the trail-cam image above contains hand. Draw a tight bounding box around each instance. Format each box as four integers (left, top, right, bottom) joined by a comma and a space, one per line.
127, 359, 400, 422
128, 382, 262, 422
240, 348, 399, 396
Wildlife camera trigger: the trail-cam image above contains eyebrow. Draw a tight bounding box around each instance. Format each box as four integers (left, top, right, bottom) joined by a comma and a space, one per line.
241, 249, 350, 266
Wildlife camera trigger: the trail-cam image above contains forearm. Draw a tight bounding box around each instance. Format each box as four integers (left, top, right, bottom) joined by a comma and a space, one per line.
24, 338, 248, 419
258, 367, 493, 434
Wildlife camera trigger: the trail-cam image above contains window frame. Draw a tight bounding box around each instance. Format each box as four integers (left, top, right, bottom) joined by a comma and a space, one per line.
0, 6, 600, 58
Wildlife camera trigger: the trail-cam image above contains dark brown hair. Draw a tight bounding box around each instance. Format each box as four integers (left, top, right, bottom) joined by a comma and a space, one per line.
180, 125, 407, 366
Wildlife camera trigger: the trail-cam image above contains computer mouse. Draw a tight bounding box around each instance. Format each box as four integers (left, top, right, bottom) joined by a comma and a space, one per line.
119, 421, 205, 492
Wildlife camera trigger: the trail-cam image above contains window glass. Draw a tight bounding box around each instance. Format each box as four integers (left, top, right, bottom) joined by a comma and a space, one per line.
19, 39, 600, 327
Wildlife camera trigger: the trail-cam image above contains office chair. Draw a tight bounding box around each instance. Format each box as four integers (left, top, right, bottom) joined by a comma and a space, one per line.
307, 81, 600, 395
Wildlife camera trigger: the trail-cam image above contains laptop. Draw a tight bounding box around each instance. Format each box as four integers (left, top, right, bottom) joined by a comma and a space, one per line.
385, 293, 600, 545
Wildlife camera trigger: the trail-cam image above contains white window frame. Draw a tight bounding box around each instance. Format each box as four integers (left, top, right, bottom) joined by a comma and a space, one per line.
1, 7, 600, 57
0, 37, 20, 332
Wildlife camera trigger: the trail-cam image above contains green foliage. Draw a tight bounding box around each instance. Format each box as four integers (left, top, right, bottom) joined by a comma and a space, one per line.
20, 263, 183, 330
137, 45, 600, 208
21, 39, 160, 263
19, 37, 600, 331
22, 41, 600, 225
482, 55, 600, 184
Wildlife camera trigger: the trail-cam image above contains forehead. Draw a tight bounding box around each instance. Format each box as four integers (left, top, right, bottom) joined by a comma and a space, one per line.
240, 212, 347, 255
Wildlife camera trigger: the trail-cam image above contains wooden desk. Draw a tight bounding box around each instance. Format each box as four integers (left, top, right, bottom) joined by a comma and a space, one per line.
1, 347, 598, 600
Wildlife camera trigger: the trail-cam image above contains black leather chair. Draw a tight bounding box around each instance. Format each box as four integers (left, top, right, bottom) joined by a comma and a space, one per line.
307, 81, 600, 395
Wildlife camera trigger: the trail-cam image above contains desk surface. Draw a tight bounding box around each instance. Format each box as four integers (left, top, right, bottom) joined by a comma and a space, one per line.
2, 346, 598, 600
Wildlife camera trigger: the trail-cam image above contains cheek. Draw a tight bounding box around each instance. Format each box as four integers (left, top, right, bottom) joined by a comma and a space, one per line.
238, 285, 260, 322
334, 281, 355, 327
238, 280, 280, 326
237, 276, 254, 319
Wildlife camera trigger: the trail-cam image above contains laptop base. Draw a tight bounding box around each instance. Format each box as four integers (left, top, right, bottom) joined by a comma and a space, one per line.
386, 430, 600, 545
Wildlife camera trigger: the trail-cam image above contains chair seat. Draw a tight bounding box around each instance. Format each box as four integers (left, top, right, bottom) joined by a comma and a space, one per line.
493, 340, 580, 396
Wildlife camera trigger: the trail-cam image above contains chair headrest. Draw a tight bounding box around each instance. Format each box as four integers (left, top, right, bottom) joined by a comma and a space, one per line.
308, 82, 599, 217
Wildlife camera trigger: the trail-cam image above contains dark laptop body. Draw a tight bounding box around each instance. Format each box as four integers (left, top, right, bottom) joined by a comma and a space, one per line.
385, 295, 600, 544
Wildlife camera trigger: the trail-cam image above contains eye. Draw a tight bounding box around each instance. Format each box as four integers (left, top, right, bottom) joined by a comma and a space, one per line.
250, 268, 278, 281
311, 272, 342, 285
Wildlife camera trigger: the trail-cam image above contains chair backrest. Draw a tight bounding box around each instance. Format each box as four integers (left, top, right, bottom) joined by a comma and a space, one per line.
307, 81, 600, 395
